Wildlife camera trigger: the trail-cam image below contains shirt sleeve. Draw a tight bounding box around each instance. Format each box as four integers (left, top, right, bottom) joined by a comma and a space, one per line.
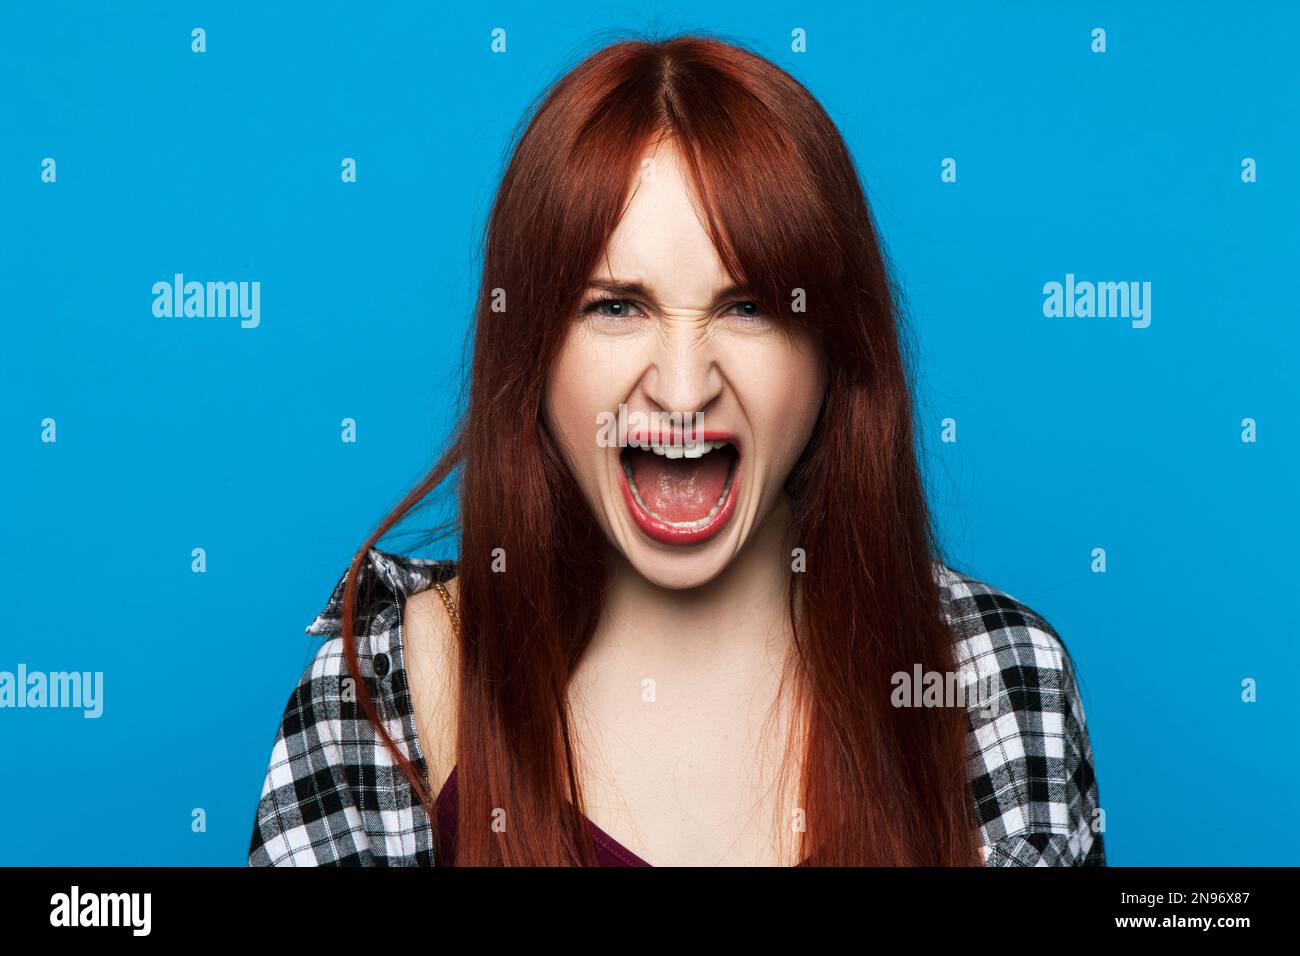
1059, 644, 1106, 865
982, 635, 1106, 867
247, 638, 369, 866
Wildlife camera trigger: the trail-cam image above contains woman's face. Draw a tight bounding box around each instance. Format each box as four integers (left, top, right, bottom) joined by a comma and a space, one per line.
543, 142, 827, 590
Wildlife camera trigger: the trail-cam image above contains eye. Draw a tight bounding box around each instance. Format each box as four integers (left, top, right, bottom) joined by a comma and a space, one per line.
582, 296, 644, 320
723, 301, 766, 320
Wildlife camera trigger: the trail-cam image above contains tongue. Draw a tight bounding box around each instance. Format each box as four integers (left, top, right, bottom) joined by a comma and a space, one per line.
629, 449, 730, 523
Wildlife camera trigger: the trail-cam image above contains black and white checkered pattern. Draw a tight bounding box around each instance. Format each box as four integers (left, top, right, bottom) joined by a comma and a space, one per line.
247, 548, 1105, 866
942, 566, 1106, 866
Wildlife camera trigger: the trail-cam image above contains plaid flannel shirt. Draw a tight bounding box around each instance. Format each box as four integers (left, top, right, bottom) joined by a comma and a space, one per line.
247, 548, 1106, 866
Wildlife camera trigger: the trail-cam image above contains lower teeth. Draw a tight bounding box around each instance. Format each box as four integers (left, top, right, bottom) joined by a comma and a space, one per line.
624, 461, 735, 529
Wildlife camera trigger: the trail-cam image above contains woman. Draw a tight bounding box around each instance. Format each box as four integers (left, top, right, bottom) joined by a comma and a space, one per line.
248, 33, 1104, 867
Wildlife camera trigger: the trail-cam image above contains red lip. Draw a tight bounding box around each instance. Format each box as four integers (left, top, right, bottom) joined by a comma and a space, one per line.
617, 431, 741, 546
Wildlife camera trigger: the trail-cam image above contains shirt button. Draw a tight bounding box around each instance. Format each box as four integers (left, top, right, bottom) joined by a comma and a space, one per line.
372, 652, 390, 678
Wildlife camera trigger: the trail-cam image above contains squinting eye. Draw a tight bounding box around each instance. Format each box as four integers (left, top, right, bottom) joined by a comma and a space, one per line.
584, 298, 643, 319
726, 301, 764, 319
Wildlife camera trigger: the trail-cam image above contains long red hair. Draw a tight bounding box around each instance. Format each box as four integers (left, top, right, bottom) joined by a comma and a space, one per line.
338, 33, 983, 866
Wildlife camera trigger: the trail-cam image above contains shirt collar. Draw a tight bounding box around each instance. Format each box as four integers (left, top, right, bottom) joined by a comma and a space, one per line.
306, 547, 454, 636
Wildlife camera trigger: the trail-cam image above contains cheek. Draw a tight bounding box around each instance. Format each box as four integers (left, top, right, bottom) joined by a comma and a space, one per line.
543, 334, 628, 475
544, 351, 591, 466
736, 336, 825, 443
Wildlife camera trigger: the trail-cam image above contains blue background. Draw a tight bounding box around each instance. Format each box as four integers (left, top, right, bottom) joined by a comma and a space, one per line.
2, 1, 1295, 866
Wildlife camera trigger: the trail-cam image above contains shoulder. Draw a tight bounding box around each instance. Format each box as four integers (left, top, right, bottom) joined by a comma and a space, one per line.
933, 562, 1106, 866
248, 549, 454, 866
935, 563, 1077, 696
401, 574, 460, 795
403, 572, 459, 643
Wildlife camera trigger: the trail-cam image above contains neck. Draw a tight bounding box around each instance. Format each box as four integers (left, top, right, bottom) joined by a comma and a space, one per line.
595, 496, 798, 667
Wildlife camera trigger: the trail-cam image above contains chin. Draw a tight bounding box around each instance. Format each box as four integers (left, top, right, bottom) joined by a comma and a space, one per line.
618, 535, 743, 590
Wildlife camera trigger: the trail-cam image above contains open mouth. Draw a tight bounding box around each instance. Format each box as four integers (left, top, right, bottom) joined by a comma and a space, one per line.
617, 434, 741, 545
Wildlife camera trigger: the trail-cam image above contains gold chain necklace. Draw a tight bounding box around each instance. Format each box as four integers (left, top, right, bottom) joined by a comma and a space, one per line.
432, 580, 460, 634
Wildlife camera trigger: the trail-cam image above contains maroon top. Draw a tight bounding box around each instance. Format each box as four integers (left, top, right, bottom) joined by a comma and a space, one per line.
434, 766, 651, 866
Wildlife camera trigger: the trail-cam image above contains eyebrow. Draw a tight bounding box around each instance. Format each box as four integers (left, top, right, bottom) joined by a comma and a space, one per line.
586, 278, 749, 308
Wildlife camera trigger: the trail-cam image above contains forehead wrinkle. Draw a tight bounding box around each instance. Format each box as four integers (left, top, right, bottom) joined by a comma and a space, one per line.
657, 301, 717, 323
652, 311, 716, 356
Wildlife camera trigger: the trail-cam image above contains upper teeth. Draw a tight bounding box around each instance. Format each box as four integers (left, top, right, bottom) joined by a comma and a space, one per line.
638, 439, 729, 459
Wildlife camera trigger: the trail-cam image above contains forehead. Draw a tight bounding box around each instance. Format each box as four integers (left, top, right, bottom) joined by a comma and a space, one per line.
593, 141, 734, 303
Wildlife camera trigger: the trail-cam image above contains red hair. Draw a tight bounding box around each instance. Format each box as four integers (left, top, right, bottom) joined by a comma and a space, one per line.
339, 33, 983, 866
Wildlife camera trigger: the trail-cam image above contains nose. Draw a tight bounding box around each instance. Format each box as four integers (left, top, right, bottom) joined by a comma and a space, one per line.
639, 323, 724, 421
